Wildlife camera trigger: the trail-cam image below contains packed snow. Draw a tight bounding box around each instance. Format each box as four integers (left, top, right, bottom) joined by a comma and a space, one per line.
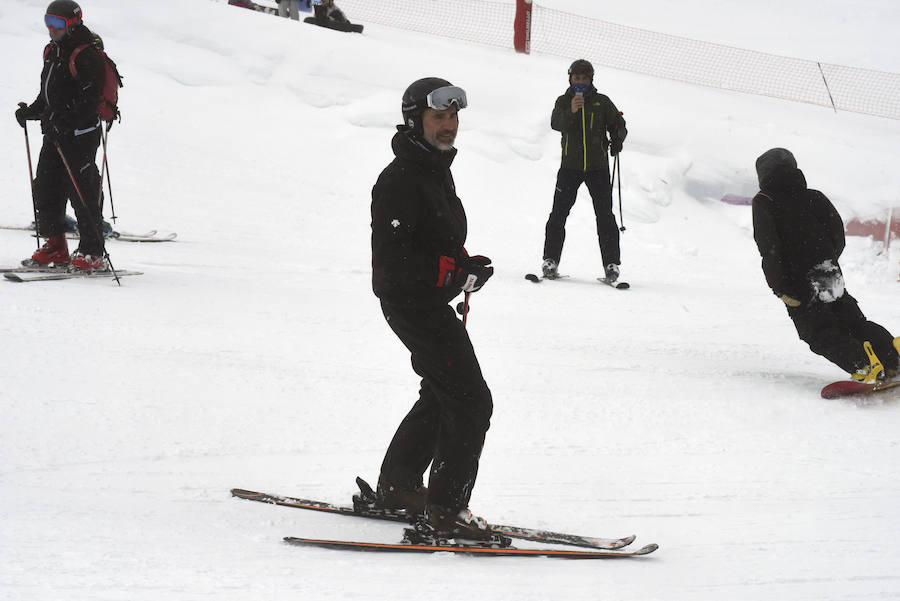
1, 0, 899, 599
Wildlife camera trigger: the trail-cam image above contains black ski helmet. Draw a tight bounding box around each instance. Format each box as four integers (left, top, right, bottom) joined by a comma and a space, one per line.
401, 77, 466, 132
46, 0, 83, 28
568, 59, 594, 80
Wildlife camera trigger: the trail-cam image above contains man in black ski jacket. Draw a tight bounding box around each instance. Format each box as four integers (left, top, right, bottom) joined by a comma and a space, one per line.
15, 0, 108, 271
541, 59, 627, 282
369, 77, 495, 541
752, 148, 899, 382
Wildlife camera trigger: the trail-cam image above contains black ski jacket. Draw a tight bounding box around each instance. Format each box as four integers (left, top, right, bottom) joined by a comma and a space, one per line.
371, 130, 468, 308
752, 166, 845, 301
26, 24, 104, 135
552, 85, 626, 171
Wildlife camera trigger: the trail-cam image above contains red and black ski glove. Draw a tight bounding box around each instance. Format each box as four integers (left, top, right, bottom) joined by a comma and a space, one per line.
454, 255, 494, 293
437, 255, 494, 293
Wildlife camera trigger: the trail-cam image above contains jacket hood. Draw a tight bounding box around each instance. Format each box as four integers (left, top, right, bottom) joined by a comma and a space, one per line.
759, 165, 808, 197
756, 148, 797, 189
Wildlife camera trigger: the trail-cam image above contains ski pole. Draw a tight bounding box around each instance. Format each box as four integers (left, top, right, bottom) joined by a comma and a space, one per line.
19, 104, 40, 250
456, 292, 472, 327
53, 140, 121, 285
615, 152, 625, 232
609, 153, 617, 188
98, 122, 117, 223
463, 291, 471, 328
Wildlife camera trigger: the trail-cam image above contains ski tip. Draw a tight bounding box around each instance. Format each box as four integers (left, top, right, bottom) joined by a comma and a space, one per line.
634, 543, 659, 555
597, 277, 630, 289
618, 534, 637, 547
4, 273, 24, 282
525, 273, 541, 283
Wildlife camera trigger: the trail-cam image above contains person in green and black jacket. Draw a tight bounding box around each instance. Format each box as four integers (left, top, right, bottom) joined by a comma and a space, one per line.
541, 59, 627, 282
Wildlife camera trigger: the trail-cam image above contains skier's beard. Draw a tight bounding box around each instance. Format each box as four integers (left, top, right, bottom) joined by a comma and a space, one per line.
425, 129, 457, 152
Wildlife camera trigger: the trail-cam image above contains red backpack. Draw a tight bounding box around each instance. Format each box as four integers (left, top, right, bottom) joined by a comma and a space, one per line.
45, 36, 124, 124
70, 40, 123, 123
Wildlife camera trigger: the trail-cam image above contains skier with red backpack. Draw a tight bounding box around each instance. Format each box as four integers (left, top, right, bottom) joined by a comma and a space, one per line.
14, 1, 122, 271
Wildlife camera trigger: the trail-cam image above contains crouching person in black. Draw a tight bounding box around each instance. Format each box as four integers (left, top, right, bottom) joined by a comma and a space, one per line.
752, 148, 900, 382
304, 0, 363, 32
368, 78, 495, 541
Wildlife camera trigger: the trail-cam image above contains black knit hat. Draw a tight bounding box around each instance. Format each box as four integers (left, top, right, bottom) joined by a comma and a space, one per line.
568, 59, 594, 79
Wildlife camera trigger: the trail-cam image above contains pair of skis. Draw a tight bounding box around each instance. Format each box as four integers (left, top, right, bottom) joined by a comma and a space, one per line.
0, 223, 177, 243
1, 265, 142, 283
104, 230, 177, 243
231, 481, 657, 559
525, 273, 630, 290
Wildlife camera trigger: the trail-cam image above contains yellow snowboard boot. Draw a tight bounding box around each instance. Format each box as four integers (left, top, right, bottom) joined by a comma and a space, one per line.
851, 341, 884, 384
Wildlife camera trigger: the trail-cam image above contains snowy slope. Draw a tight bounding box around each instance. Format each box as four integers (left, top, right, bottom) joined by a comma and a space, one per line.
1, 1, 899, 599
539, 0, 900, 72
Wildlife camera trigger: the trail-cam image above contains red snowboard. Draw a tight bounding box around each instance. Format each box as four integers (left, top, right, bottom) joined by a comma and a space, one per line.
821, 379, 900, 399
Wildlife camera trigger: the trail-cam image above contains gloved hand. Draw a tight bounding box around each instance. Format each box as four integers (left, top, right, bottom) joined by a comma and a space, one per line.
570, 94, 585, 114
15, 102, 36, 128
610, 138, 623, 156
454, 255, 494, 293
779, 294, 802, 307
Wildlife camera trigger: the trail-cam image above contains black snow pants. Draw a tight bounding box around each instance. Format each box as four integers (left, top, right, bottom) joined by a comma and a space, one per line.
33, 129, 105, 256
543, 166, 620, 267
787, 292, 898, 374
378, 301, 493, 512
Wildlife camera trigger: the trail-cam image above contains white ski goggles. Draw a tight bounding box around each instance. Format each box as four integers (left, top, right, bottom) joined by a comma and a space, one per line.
426, 86, 467, 110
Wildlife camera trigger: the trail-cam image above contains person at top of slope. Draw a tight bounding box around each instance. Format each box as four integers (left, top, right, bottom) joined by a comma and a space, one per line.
539, 59, 628, 283
304, 0, 363, 32
366, 77, 495, 541
751, 147, 900, 383
15, 0, 114, 271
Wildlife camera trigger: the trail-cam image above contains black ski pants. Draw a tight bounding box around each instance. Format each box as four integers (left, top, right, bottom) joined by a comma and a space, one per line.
33, 129, 104, 256
378, 301, 493, 512
543, 166, 620, 267
787, 292, 898, 374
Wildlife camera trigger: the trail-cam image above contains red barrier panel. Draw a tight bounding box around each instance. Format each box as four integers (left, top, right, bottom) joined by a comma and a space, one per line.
845, 208, 900, 242
514, 0, 532, 54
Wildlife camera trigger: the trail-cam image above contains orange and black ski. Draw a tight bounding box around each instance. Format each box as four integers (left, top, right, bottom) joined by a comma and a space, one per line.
283, 536, 658, 559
